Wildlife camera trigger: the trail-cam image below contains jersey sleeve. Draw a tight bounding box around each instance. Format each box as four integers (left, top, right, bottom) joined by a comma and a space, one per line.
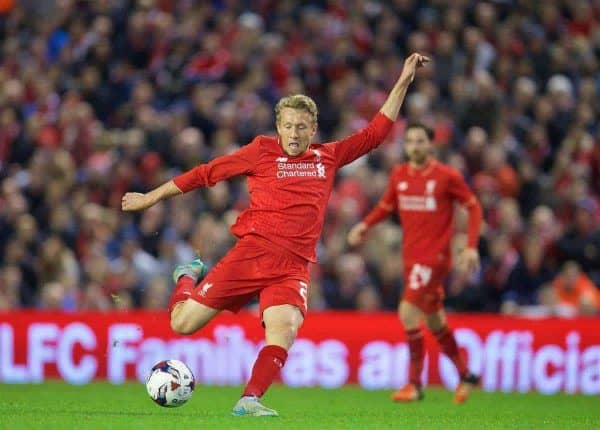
363, 171, 398, 227
448, 169, 482, 248
173, 137, 260, 192
332, 112, 394, 168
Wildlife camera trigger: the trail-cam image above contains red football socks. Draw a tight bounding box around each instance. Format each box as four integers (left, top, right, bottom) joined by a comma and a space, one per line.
406, 328, 425, 387
434, 326, 467, 378
242, 345, 288, 398
168, 276, 195, 314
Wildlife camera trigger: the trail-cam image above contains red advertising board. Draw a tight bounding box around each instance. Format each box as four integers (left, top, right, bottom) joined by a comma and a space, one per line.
0, 311, 598, 394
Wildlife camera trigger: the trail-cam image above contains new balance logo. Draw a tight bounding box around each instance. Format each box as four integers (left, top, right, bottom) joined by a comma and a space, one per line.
199, 282, 213, 297
276, 157, 288, 162
313, 149, 321, 162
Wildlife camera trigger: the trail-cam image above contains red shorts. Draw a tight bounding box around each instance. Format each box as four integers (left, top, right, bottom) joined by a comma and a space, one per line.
190, 235, 309, 317
402, 261, 450, 314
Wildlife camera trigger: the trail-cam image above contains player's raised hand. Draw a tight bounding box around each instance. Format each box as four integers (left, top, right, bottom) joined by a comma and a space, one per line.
122, 192, 154, 211
399, 53, 430, 85
347, 222, 368, 246
457, 248, 480, 275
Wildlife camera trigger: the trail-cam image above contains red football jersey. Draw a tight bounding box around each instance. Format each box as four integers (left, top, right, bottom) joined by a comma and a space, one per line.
174, 113, 393, 262
363, 159, 482, 265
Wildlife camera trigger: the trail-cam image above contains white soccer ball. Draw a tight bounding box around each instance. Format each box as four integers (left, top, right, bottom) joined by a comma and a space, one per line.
146, 360, 195, 407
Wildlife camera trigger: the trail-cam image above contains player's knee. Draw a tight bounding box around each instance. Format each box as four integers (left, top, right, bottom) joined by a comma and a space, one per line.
424, 313, 445, 332
276, 319, 299, 336
170, 315, 195, 335
399, 310, 419, 329
267, 318, 299, 342
398, 302, 420, 328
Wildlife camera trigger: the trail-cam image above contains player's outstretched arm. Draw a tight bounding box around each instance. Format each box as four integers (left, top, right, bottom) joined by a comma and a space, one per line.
122, 180, 182, 212
122, 138, 259, 212
333, 53, 429, 167
379, 53, 430, 121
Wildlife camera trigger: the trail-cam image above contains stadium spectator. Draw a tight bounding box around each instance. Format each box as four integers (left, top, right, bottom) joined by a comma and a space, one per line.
543, 260, 600, 317
501, 237, 554, 315
557, 198, 600, 284
0, 1, 598, 317
323, 253, 376, 309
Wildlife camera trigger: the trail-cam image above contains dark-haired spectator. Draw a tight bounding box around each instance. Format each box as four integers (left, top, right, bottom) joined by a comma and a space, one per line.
557, 199, 600, 285
501, 237, 554, 315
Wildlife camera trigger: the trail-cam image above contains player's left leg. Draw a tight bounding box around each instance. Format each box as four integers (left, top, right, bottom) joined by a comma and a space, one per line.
167, 259, 220, 335
232, 303, 304, 417
168, 258, 208, 315
170, 299, 220, 335
424, 309, 479, 404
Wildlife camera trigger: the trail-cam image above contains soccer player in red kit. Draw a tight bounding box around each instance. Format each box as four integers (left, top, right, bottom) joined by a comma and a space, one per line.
122, 53, 429, 416
348, 123, 483, 404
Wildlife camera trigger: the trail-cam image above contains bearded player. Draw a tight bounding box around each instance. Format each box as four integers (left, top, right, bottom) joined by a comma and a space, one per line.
122, 53, 429, 416
348, 123, 482, 404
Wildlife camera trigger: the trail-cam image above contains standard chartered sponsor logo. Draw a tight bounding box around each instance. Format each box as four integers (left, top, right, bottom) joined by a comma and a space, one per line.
276, 161, 326, 179
398, 195, 437, 211
278, 162, 315, 170
277, 170, 318, 178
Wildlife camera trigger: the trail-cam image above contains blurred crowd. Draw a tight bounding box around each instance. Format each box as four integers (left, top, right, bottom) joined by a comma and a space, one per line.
0, 0, 599, 317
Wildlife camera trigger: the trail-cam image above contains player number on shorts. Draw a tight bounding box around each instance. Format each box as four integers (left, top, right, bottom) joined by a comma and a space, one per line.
408, 264, 432, 290
299, 281, 308, 308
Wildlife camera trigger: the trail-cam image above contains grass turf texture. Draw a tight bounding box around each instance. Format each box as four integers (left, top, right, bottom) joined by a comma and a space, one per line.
0, 382, 598, 430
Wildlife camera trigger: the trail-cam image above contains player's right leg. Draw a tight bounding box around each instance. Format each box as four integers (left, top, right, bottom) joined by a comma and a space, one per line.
233, 296, 305, 417
391, 300, 425, 402
453, 372, 480, 405
168, 259, 219, 335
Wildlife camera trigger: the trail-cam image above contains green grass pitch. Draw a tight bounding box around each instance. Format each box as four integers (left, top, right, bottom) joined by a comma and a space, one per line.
0, 382, 598, 430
